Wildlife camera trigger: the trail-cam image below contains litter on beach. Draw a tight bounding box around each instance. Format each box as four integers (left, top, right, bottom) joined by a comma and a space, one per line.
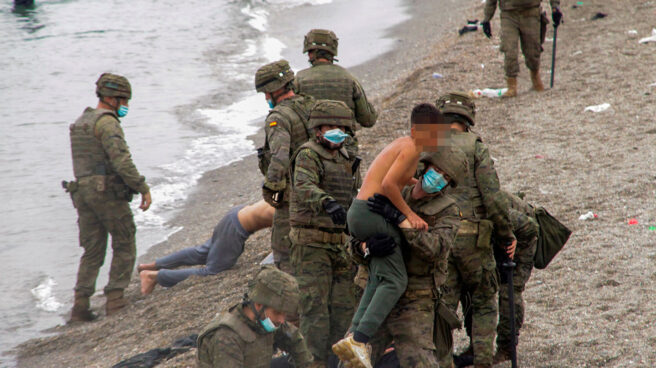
650, 82, 656, 87
591, 12, 607, 21
260, 252, 274, 265
584, 103, 611, 113
639, 28, 656, 44
579, 211, 598, 221
628, 30, 638, 35
571, 50, 583, 56
628, 218, 638, 225
469, 88, 507, 98
432, 72, 444, 78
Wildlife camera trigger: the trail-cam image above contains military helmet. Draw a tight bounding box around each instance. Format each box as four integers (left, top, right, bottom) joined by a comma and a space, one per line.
96, 73, 131, 99
303, 29, 339, 56
255, 60, 295, 93
435, 92, 476, 126
249, 265, 300, 315
308, 100, 354, 130
419, 145, 468, 188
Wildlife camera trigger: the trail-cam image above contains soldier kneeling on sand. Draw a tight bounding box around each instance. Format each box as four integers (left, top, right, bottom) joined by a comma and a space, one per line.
196, 266, 320, 368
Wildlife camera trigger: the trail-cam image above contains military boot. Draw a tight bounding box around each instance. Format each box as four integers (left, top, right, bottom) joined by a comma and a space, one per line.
105, 290, 127, 316
69, 292, 97, 322
530, 69, 545, 91
492, 348, 512, 364
502, 77, 518, 98
453, 345, 474, 367
332, 335, 373, 368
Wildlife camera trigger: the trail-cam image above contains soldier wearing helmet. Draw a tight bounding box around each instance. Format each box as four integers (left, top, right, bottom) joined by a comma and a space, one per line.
295, 29, 377, 155
196, 266, 318, 368
288, 100, 358, 365
66, 73, 152, 322
254, 59, 316, 274
434, 92, 515, 368
356, 145, 464, 368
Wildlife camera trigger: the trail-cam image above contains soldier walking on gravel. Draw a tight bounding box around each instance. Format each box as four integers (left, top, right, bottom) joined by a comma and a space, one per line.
66, 73, 152, 322
481, 0, 563, 97
254, 60, 315, 274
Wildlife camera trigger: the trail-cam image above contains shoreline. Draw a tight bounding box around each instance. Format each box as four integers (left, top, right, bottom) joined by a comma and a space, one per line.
15, 0, 656, 366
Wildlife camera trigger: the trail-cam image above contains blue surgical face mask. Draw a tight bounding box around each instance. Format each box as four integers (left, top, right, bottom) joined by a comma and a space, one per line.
422, 168, 448, 193
267, 99, 275, 109
117, 105, 129, 117
259, 316, 278, 332
322, 128, 349, 144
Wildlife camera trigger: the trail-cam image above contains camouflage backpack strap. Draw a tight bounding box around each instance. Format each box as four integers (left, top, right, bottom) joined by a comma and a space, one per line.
289, 141, 323, 186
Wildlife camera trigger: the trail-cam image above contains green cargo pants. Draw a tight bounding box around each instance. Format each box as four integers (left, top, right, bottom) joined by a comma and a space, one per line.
290, 230, 355, 364
72, 182, 136, 297
500, 7, 542, 77
271, 199, 292, 274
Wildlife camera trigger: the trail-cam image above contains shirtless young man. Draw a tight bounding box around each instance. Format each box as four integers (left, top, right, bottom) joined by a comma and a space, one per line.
138, 200, 275, 294
332, 103, 447, 368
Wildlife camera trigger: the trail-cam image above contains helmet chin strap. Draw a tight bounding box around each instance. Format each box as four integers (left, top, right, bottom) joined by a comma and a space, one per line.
248, 301, 265, 321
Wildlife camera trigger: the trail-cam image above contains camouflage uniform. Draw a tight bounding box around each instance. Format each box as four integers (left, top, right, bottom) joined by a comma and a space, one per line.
68, 74, 148, 317
495, 191, 538, 355
289, 102, 357, 364
197, 266, 315, 368
256, 60, 315, 273
436, 93, 514, 367
483, 0, 560, 78
369, 149, 466, 368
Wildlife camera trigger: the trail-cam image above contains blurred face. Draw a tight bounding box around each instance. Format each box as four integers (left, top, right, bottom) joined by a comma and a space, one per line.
411, 124, 449, 152
261, 305, 286, 327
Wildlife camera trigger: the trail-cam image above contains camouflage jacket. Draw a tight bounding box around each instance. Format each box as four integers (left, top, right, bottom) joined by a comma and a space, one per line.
448, 131, 514, 244
484, 0, 561, 21
197, 305, 314, 368
295, 62, 377, 129
401, 186, 461, 290
501, 190, 539, 245
263, 94, 315, 192
70, 107, 149, 194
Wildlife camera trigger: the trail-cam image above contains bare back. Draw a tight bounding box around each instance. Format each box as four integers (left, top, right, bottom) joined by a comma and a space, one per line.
357, 136, 419, 200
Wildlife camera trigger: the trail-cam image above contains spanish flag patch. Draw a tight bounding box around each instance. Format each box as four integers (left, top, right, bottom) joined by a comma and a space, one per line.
269, 121, 278, 127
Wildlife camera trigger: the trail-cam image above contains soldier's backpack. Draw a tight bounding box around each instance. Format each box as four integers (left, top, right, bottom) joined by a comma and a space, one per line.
533, 207, 572, 269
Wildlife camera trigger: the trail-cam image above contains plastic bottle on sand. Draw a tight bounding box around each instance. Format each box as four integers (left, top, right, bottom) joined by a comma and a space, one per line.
469, 88, 508, 98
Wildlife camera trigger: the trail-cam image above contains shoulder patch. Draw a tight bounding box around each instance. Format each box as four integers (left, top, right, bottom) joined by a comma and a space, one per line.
269, 121, 278, 127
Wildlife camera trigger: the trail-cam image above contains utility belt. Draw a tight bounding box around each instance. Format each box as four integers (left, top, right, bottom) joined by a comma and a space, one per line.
457, 219, 494, 249
63, 175, 137, 202
290, 227, 347, 245
403, 287, 435, 299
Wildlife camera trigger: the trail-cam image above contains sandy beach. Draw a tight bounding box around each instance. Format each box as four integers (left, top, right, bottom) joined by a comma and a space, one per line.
14, 0, 656, 366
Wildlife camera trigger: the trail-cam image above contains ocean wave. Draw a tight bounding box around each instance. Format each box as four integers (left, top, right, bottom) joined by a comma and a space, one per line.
31, 277, 63, 313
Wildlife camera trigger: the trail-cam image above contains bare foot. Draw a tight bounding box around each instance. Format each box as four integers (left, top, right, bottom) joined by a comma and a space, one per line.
140, 270, 158, 295
137, 262, 157, 273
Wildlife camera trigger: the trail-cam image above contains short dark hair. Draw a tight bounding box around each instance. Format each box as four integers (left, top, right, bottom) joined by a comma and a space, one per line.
411, 103, 443, 125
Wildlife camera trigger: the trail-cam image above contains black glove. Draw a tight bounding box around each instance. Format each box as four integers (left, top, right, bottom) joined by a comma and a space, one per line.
365, 234, 397, 258
323, 199, 347, 225
552, 7, 563, 27
481, 21, 492, 38
367, 193, 406, 225
262, 185, 283, 208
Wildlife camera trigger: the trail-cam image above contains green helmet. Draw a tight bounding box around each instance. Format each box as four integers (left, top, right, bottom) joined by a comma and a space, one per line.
255, 60, 295, 93
248, 265, 300, 314
419, 145, 468, 188
435, 92, 476, 126
96, 73, 131, 99
303, 29, 339, 56
308, 100, 354, 130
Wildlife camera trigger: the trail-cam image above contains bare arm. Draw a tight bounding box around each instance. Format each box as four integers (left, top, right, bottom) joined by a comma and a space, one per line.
380, 148, 427, 230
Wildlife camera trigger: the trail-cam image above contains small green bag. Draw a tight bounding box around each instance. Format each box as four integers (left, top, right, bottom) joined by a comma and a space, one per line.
533, 207, 572, 269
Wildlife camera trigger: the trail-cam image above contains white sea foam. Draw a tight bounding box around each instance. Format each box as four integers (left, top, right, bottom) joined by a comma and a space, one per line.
31, 277, 62, 313
262, 36, 286, 62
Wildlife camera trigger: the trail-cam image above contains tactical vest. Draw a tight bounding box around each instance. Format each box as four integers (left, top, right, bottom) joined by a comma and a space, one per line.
259, 96, 314, 177
70, 107, 117, 179
404, 192, 457, 289
449, 131, 486, 221
500, 0, 541, 10
197, 308, 274, 368
289, 140, 354, 230
296, 63, 356, 111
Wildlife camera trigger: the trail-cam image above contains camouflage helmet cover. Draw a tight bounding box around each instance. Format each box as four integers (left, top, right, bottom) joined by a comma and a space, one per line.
435, 92, 476, 126
255, 59, 295, 93
419, 145, 468, 188
303, 29, 339, 56
308, 99, 354, 130
249, 265, 300, 314
96, 73, 131, 99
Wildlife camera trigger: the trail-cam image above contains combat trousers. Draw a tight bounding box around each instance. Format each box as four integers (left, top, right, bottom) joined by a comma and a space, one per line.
497, 234, 537, 351
72, 183, 136, 297
272, 200, 293, 274
500, 7, 542, 77
369, 290, 439, 368
291, 236, 355, 364
441, 221, 498, 367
